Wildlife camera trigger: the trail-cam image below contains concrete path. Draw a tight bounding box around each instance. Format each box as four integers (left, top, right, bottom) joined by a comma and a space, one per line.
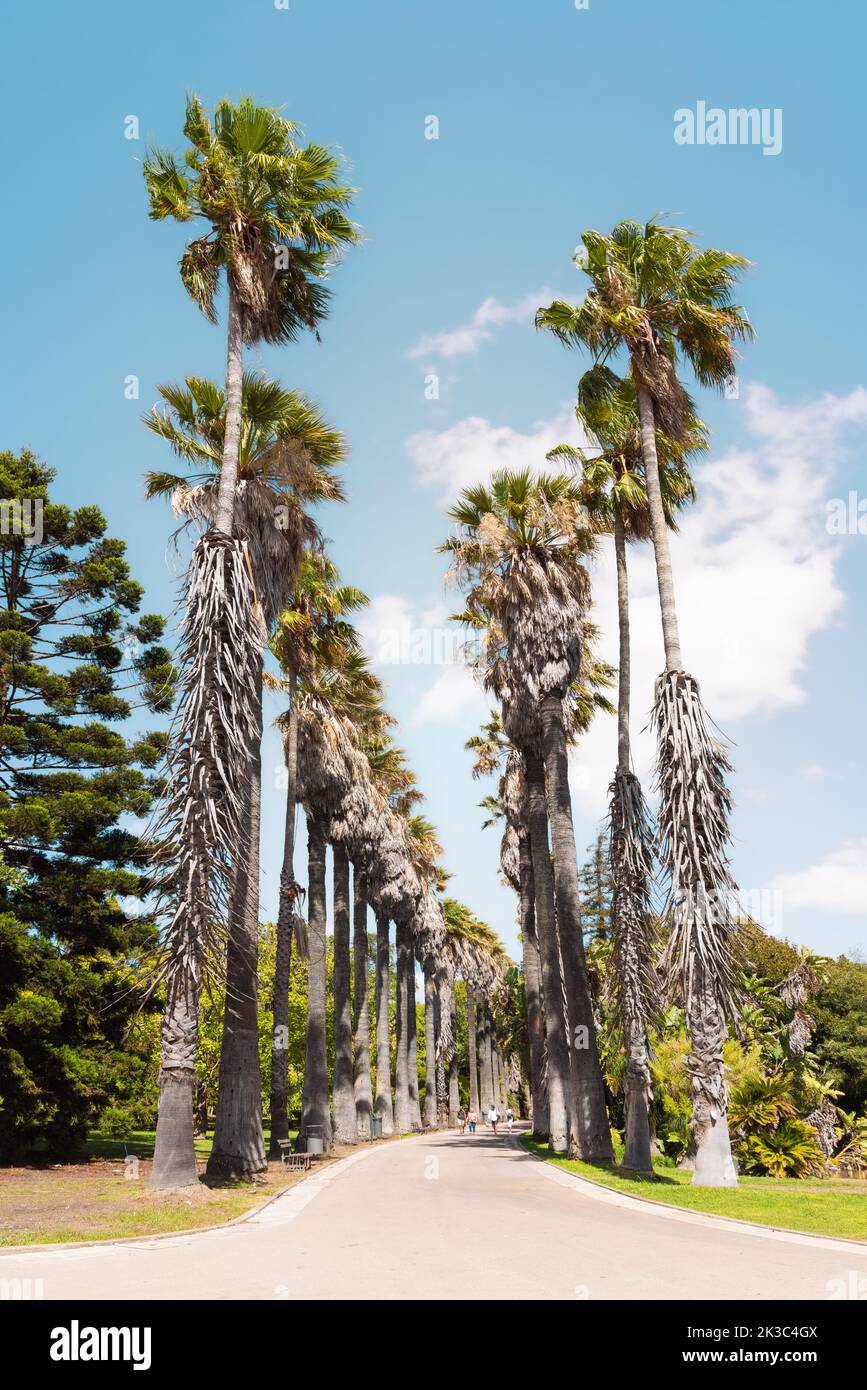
2, 1128, 864, 1300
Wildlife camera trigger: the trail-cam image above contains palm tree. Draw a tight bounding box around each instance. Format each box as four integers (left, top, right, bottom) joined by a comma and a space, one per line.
295, 651, 384, 1150
548, 371, 696, 1170
144, 95, 357, 538
144, 95, 356, 1187
443, 470, 612, 1159
352, 866, 374, 1140
301, 812, 331, 1147
331, 840, 356, 1143
469, 718, 550, 1139
269, 553, 365, 1153
441, 898, 507, 1126
374, 907, 395, 1136
538, 221, 753, 1185
144, 376, 347, 1178
404, 816, 444, 1131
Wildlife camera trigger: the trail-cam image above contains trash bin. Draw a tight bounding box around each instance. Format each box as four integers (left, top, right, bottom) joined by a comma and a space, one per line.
371, 1114, 383, 1139
305, 1124, 324, 1156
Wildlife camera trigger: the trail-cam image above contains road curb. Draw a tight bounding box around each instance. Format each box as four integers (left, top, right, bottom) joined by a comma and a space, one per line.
511, 1136, 867, 1254
0, 1133, 424, 1258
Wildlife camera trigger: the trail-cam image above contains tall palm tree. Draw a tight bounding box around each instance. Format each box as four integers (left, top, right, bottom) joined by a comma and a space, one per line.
404, 816, 444, 1130
301, 812, 331, 1147
331, 840, 356, 1144
352, 866, 374, 1140
538, 221, 753, 1184
269, 554, 365, 1153
469, 718, 550, 1139
549, 371, 699, 1170
374, 907, 395, 1136
144, 95, 356, 1187
443, 470, 612, 1159
440, 898, 506, 1126
295, 651, 383, 1150
145, 377, 347, 1177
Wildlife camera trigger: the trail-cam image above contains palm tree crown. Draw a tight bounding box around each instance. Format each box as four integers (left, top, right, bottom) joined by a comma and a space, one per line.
143, 94, 358, 346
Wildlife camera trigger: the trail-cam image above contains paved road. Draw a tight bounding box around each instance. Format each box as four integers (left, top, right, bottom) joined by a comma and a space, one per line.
2, 1128, 864, 1300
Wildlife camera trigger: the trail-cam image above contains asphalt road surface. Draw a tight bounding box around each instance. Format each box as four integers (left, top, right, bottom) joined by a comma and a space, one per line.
2, 1127, 864, 1300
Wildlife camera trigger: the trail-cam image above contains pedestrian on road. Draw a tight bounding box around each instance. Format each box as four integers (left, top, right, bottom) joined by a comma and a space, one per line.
457, 1105, 467, 1134
467, 1108, 477, 1133
506, 1106, 514, 1133
488, 1105, 500, 1134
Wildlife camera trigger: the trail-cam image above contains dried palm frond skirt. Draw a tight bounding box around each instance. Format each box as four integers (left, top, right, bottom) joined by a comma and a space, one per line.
150, 531, 265, 1002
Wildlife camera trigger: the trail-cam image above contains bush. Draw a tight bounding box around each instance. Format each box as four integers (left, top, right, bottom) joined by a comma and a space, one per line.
95, 1106, 134, 1140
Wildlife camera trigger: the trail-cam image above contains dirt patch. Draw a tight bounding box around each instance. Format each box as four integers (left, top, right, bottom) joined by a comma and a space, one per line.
0, 1157, 300, 1246
0, 1135, 413, 1246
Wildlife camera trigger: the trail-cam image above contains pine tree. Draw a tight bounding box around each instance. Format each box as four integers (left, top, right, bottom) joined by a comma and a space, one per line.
579, 831, 614, 943
0, 450, 175, 1158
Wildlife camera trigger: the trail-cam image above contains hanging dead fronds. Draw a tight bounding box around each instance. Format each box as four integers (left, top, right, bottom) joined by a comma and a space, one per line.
149, 532, 265, 1004
606, 769, 661, 1039
653, 670, 741, 1017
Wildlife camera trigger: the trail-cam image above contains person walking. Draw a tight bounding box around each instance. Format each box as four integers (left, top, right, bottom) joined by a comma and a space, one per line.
457, 1105, 467, 1135
488, 1104, 500, 1135
467, 1108, 478, 1134
505, 1106, 514, 1134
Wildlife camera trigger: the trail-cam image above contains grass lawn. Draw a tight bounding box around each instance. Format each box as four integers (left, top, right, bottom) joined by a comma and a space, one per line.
519, 1137, 867, 1241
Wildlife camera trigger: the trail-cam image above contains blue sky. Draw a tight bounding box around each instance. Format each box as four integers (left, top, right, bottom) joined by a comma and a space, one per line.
2, 0, 866, 960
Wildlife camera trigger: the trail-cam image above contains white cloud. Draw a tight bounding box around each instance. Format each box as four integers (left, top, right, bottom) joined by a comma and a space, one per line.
415, 665, 485, 724
408, 404, 587, 502
773, 840, 867, 915
569, 383, 867, 816
356, 593, 416, 665
801, 765, 826, 780
356, 593, 466, 670
407, 383, 867, 817
407, 289, 553, 360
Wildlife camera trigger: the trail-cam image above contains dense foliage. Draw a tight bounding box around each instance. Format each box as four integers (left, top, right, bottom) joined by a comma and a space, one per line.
0, 451, 174, 1159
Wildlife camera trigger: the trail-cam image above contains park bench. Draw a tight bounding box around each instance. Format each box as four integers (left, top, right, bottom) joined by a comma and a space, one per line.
276, 1140, 310, 1172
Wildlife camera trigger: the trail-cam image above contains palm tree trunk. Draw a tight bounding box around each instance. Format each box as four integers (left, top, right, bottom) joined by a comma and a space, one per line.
519, 833, 549, 1139
434, 962, 454, 1127
612, 508, 655, 1175
448, 986, 460, 1123
614, 509, 632, 771
539, 693, 613, 1162
636, 386, 682, 671
352, 867, 373, 1140
480, 1002, 494, 1116
492, 1047, 501, 1110
467, 984, 480, 1116
207, 665, 266, 1178
423, 965, 438, 1127
523, 749, 573, 1151
269, 684, 298, 1158
301, 817, 332, 1148
393, 919, 412, 1132
637, 386, 736, 1186
407, 944, 422, 1130
689, 967, 737, 1186
268, 905, 292, 1159
331, 844, 355, 1144
150, 980, 200, 1189
214, 284, 244, 536
374, 911, 395, 1134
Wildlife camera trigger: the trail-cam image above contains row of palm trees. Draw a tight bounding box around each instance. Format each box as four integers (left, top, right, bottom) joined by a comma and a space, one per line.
143, 96, 515, 1188
142, 92, 754, 1190
446, 221, 752, 1185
